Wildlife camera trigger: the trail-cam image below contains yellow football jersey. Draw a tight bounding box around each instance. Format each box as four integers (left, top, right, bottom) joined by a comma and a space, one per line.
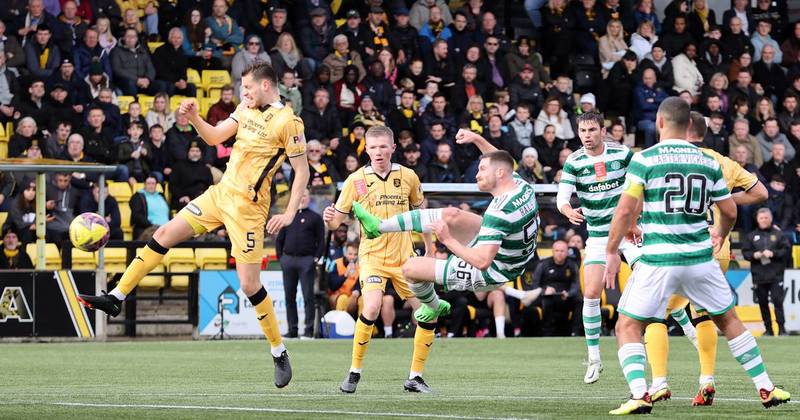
224, 102, 306, 203
335, 164, 424, 267
702, 148, 759, 259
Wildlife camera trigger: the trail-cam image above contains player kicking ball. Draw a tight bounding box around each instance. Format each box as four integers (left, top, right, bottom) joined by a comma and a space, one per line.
604, 97, 789, 415
78, 63, 310, 388
351, 128, 539, 338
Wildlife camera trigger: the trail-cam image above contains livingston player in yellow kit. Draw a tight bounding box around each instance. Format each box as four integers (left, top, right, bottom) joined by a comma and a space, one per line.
322, 126, 439, 393
78, 63, 310, 388
644, 111, 767, 405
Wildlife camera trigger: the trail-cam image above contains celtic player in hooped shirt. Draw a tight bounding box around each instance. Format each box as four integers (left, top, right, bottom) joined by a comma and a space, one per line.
556, 111, 641, 385
603, 98, 789, 416
350, 128, 539, 383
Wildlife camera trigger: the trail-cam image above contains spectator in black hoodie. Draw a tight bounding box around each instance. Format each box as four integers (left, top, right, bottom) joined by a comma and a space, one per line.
152, 27, 197, 97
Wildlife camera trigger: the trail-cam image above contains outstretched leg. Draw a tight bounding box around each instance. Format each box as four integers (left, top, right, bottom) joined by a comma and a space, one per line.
78, 217, 196, 316
353, 204, 482, 245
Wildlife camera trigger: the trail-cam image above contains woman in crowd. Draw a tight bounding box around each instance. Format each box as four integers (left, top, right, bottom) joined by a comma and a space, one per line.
231, 34, 271, 97
144, 92, 175, 132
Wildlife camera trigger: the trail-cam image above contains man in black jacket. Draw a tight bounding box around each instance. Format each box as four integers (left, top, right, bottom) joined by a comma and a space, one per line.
741, 208, 790, 336
531, 240, 580, 336
152, 28, 196, 97
276, 189, 325, 338
300, 88, 341, 144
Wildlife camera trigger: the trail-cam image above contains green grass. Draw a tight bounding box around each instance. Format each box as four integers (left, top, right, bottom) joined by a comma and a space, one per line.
1, 337, 797, 419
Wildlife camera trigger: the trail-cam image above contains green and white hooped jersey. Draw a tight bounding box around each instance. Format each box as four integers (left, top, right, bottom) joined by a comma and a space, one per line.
559, 142, 634, 238
625, 139, 730, 266
474, 173, 539, 283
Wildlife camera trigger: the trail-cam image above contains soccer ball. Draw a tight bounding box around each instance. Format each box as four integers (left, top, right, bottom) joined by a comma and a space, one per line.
69, 212, 110, 252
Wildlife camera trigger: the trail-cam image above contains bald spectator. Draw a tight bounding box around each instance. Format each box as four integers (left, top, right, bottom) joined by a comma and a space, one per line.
53, 1, 88, 55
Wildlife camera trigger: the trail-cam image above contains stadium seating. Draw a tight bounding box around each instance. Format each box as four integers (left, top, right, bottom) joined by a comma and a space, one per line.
107, 182, 132, 204
170, 96, 187, 113
0, 212, 7, 229
186, 68, 203, 97
201, 70, 231, 93
117, 96, 135, 114
793, 246, 800, 269
162, 248, 195, 288
0, 123, 9, 158
71, 249, 97, 270
138, 95, 155, 115
119, 205, 132, 240
194, 248, 227, 270
25, 243, 61, 270
198, 97, 214, 118
139, 263, 166, 289
101, 247, 129, 274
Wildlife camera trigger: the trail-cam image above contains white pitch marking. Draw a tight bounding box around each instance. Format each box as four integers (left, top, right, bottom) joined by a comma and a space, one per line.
0, 401, 529, 420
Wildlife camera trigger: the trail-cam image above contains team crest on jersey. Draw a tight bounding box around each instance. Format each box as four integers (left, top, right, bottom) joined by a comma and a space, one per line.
610, 161, 621, 170
394, 179, 401, 188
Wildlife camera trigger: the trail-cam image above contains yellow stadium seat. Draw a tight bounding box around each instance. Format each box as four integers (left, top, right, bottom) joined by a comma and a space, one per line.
119, 205, 132, 239
147, 41, 164, 53
107, 182, 132, 204
71, 249, 97, 270
163, 248, 196, 288
195, 248, 228, 270
26, 243, 61, 270
201, 70, 231, 92
207, 88, 221, 102
0, 121, 6, 141
198, 97, 215, 118
538, 248, 553, 258
186, 68, 201, 86
0, 212, 7, 229
793, 246, 800, 268
100, 247, 129, 274
139, 263, 166, 289
170, 95, 187, 113
117, 95, 135, 114
138, 94, 155, 115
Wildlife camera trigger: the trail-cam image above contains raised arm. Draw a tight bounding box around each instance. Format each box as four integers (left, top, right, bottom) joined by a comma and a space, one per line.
179, 99, 239, 146
455, 128, 498, 154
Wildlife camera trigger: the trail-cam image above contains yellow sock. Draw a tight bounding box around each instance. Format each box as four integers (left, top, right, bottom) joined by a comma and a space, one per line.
410, 321, 436, 376
249, 287, 283, 348
335, 294, 349, 311
644, 322, 669, 379
350, 315, 374, 370
696, 320, 717, 378
114, 241, 167, 296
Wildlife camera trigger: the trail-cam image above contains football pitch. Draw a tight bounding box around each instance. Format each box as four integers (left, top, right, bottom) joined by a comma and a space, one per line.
2, 337, 798, 419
